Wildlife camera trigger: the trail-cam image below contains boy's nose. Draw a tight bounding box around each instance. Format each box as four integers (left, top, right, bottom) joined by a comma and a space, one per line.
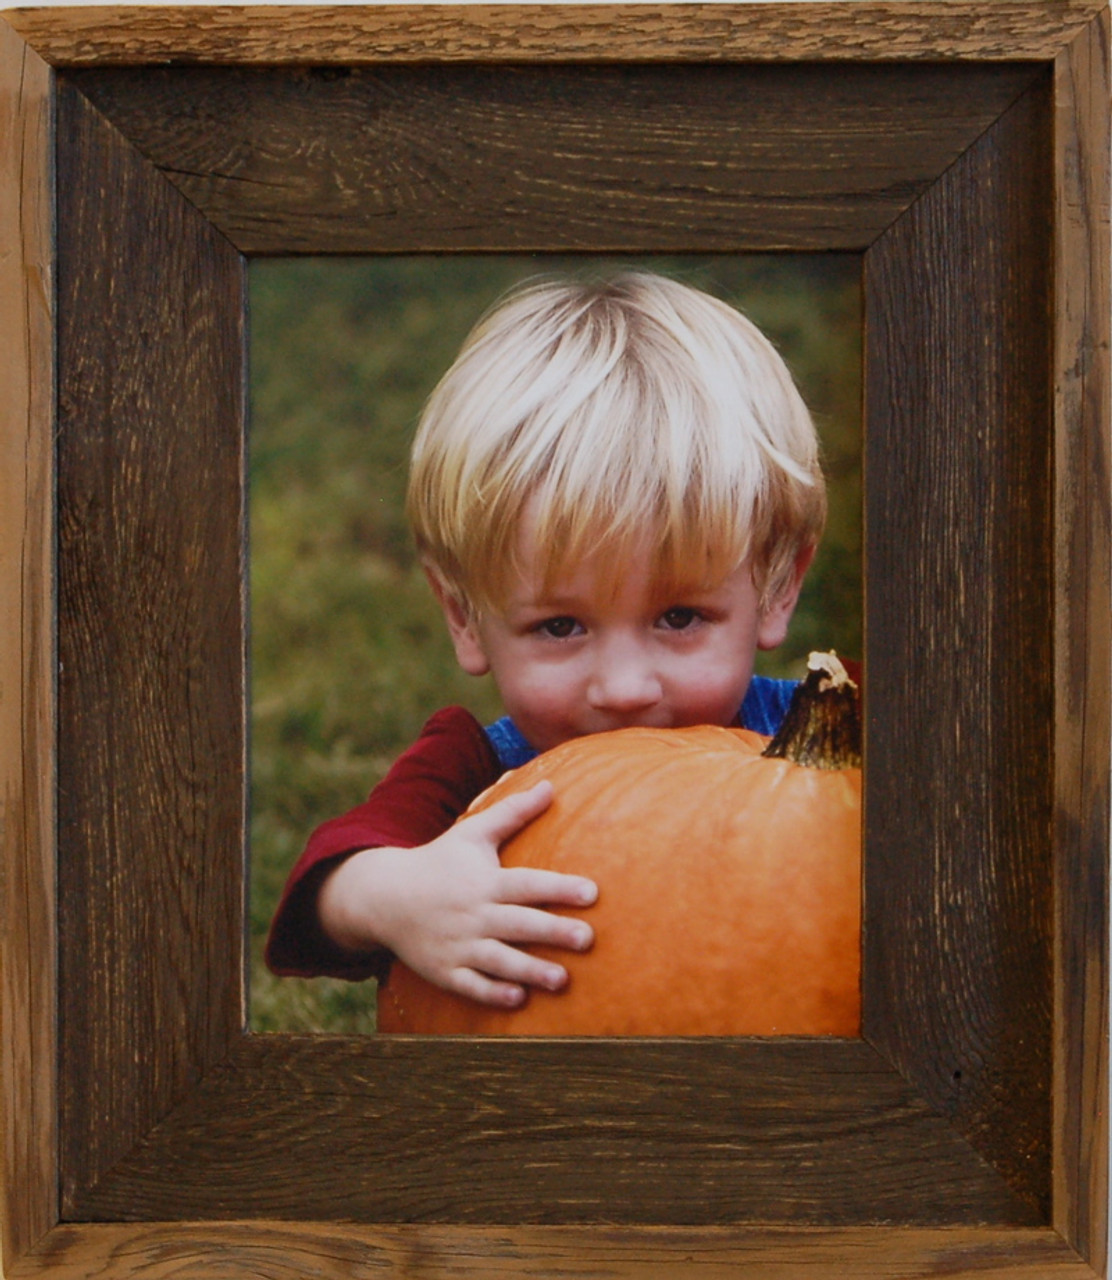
587, 650, 663, 714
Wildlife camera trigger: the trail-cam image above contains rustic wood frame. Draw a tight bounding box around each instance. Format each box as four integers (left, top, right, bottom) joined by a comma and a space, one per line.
1, 4, 1108, 1277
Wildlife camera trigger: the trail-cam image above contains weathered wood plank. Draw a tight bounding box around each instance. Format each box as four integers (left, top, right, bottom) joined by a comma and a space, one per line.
3, 2, 1106, 68
54, 82, 247, 1213
65, 62, 1042, 254
8, 1222, 1100, 1280
54, 36, 1072, 1243
863, 78, 1055, 1216
72, 1037, 1036, 1224
1052, 12, 1112, 1275
0, 16, 55, 1272
11, 8, 1104, 1280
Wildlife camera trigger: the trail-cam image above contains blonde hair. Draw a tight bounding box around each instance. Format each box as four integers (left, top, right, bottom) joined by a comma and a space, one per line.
407, 272, 825, 615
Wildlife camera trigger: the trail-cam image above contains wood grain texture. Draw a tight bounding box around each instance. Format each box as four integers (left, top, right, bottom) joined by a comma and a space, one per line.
2, 2, 1107, 68
5, 5, 1105, 1277
66, 62, 1042, 254
54, 81, 247, 1214
51, 53, 1075, 1237
0, 17, 55, 1272
72, 1037, 1035, 1223
863, 78, 1055, 1217
5, 1223, 1103, 1280
1052, 12, 1111, 1274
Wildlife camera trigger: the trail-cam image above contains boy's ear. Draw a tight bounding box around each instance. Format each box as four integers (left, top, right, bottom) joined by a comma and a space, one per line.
423, 566, 491, 676
756, 543, 816, 651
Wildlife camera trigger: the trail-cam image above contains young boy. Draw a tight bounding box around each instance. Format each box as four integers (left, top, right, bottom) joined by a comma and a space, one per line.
265, 272, 826, 1010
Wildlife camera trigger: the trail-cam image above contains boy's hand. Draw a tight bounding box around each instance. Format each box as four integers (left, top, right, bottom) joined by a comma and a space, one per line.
317, 780, 598, 1007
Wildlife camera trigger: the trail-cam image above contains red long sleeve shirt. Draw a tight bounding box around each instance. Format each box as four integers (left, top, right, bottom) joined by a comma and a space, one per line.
264, 706, 501, 980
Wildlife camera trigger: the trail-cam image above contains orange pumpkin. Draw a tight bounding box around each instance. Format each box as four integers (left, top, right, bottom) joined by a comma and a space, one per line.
379, 657, 861, 1037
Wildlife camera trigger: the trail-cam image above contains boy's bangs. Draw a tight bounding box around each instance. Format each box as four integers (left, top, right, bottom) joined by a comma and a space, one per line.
505, 479, 758, 610
409, 271, 826, 616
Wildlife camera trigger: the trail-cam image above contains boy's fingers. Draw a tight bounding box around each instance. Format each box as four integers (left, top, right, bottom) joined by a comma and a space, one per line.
486, 902, 594, 952
497, 865, 598, 909
448, 968, 529, 1008
468, 938, 570, 993
463, 780, 553, 845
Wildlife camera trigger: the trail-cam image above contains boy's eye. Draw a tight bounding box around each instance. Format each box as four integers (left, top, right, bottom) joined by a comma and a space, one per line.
537, 616, 581, 639
659, 607, 700, 631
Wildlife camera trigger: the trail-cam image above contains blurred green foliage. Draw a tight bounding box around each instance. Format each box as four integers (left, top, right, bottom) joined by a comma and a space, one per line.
248, 255, 861, 1033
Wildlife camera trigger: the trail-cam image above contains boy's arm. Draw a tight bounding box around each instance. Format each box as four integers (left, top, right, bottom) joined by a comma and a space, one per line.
264, 706, 506, 981
319, 778, 596, 1006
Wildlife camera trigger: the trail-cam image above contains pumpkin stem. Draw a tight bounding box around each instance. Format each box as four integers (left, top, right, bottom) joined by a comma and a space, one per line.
762, 651, 862, 770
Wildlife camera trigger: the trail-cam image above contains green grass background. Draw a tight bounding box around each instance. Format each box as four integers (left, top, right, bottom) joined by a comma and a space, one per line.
248, 255, 862, 1033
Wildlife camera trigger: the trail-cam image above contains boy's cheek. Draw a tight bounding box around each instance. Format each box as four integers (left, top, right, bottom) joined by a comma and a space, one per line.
503, 683, 571, 727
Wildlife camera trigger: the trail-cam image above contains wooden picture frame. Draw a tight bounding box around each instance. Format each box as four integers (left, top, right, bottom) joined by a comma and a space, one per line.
1, 4, 1108, 1276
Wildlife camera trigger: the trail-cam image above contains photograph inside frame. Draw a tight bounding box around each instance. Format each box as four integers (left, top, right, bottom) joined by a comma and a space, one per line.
249, 252, 862, 1035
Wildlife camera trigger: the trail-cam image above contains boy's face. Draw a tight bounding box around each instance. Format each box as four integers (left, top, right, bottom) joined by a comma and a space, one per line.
433, 517, 811, 754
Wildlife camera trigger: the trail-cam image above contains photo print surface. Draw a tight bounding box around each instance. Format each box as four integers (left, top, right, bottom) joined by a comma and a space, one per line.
248, 254, 862, 1034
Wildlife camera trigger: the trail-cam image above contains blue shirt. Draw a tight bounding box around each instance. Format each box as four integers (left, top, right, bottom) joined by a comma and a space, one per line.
483, 674, 797, 771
